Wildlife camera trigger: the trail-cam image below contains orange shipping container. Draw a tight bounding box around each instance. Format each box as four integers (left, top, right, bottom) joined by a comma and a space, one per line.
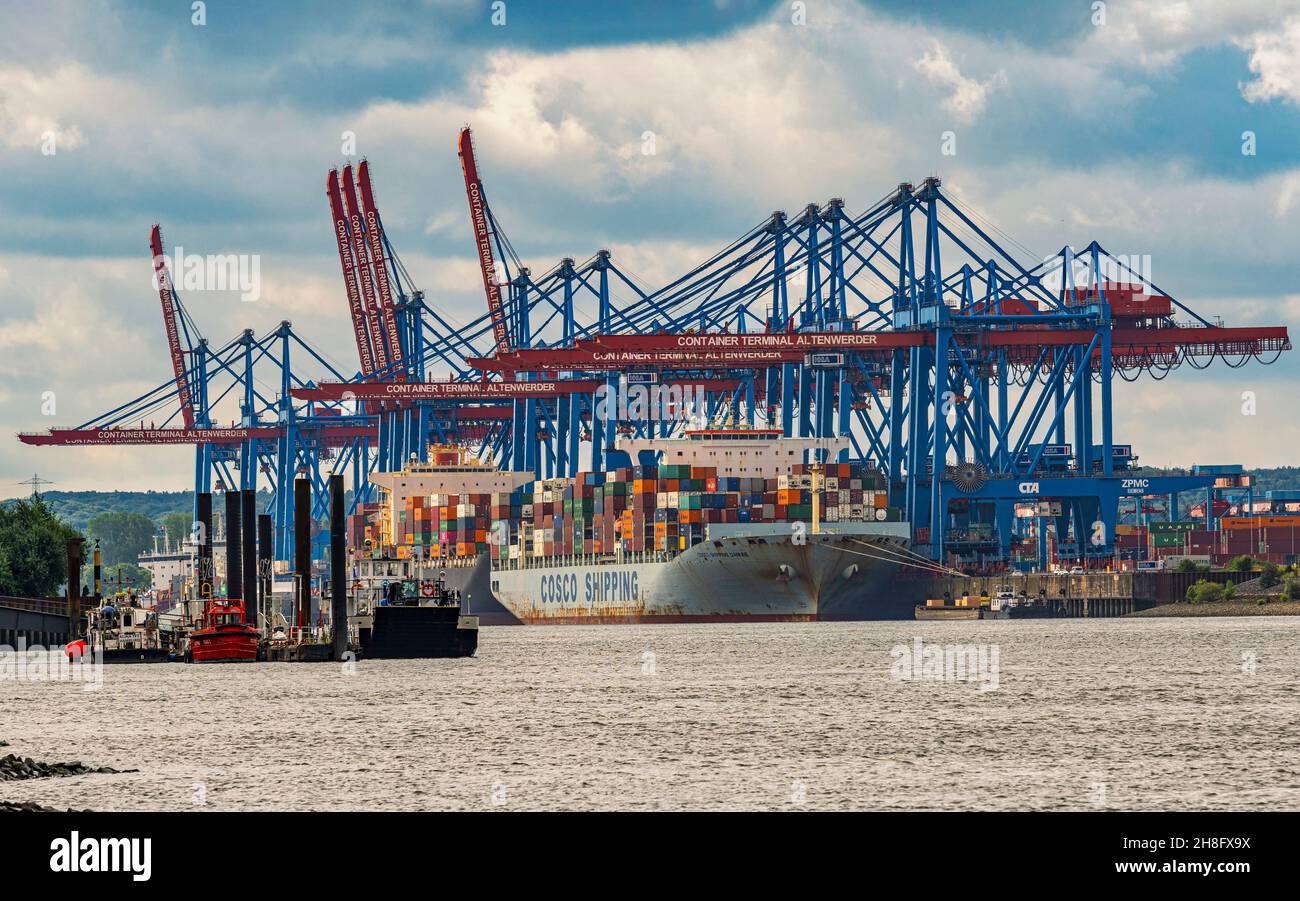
1222, 514, 1300, 529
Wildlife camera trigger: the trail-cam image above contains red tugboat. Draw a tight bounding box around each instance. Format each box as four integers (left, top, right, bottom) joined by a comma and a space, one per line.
187, 597, 260, 663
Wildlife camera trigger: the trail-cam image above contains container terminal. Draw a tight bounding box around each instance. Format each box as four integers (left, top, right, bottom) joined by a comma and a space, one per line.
10, 127, 1295, 640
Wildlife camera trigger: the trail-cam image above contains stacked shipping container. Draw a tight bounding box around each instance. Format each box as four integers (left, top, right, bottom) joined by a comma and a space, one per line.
395, 492, 491, 559
485, 461, 888, 563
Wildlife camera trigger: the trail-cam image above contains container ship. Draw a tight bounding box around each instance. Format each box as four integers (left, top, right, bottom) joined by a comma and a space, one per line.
349, 430, 919, 624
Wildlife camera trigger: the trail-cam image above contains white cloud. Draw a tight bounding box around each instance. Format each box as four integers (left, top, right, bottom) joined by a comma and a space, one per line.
1111, 370, 1300, 469
1080, 0, 1287, 68
1078, 0, 1300, 104
914, 41, 1005, 123
0, 63, 92, 151
1237, 15, 1300, 104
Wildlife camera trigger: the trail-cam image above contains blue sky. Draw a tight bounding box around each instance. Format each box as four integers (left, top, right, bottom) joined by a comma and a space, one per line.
3, 0, 1300, 495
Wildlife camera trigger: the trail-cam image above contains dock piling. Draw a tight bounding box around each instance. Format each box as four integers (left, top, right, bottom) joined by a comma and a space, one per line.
241, 490, 258, 627
294, 478, 311, 631
225, 489, 242, 608
257, 514, 273, 629
329, 474, 347, 660
196, 492, 214, 613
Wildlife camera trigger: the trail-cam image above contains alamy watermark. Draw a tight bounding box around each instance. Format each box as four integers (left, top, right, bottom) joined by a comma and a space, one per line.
593, 378, 706, 425
152, 247, 262, 303
889, 637, 1000, 692
0, 640, 103, 692
1039, 253, 1154, 296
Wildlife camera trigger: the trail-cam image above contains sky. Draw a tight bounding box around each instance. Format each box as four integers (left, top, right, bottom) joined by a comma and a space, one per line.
3, 0, 1300, 497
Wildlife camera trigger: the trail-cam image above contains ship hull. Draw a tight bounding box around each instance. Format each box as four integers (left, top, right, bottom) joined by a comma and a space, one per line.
357, 605, 479, 658
188, 627, 259, 663
914, 606, 983, 620
100, 647, 174, 663
490, 523, 914, 624
982, 605, 1061, 620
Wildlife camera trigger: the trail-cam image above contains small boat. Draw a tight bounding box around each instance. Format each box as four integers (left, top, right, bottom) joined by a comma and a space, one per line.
914, 593, 989, 620
983, 589, 1060, 619
187, 597, 260, 663
351, 571, 478, 659
69, 593, 176, 663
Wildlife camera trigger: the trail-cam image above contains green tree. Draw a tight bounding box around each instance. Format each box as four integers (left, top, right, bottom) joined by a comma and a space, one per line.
1259, 561, 1282, 588
0, 545, 14, 593
159, 510, 193, 549
94, 562, 153, 593
1186, 579, 1226, 604
0, 496, 84, 598
87, 511, 158, 567
1227, 555, 1256, 573
1175, 558, 1199, 573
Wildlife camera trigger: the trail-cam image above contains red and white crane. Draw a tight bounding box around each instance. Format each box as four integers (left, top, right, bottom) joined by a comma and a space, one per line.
326, 168, 376, 377
149, 224, 195, 428
341, 163, 389, 376
457, 126, 511, 355
356, 159, 405, 378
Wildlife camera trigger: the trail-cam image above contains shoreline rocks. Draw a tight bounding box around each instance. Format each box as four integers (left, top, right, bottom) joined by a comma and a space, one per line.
1127, 600, 1300, 617
1, 752, 137, 782
0, 742, 115, 812
0, 800, 91, 812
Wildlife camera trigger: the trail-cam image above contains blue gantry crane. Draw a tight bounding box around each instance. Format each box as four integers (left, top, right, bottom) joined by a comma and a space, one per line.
21, 137, 1293, 570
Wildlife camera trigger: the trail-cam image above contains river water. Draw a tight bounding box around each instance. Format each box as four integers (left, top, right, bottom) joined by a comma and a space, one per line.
2, 617, 1298, 811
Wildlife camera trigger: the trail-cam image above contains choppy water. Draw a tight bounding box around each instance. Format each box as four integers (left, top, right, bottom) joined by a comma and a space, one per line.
3, 617, 1299, 811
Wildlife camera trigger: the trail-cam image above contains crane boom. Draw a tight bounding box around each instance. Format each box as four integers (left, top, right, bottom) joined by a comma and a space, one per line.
149, 225, 195, 428
326, 169, 376, 376
457, 126, 511, 354
356, 160, 405, 378
341, 164, 390, 376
